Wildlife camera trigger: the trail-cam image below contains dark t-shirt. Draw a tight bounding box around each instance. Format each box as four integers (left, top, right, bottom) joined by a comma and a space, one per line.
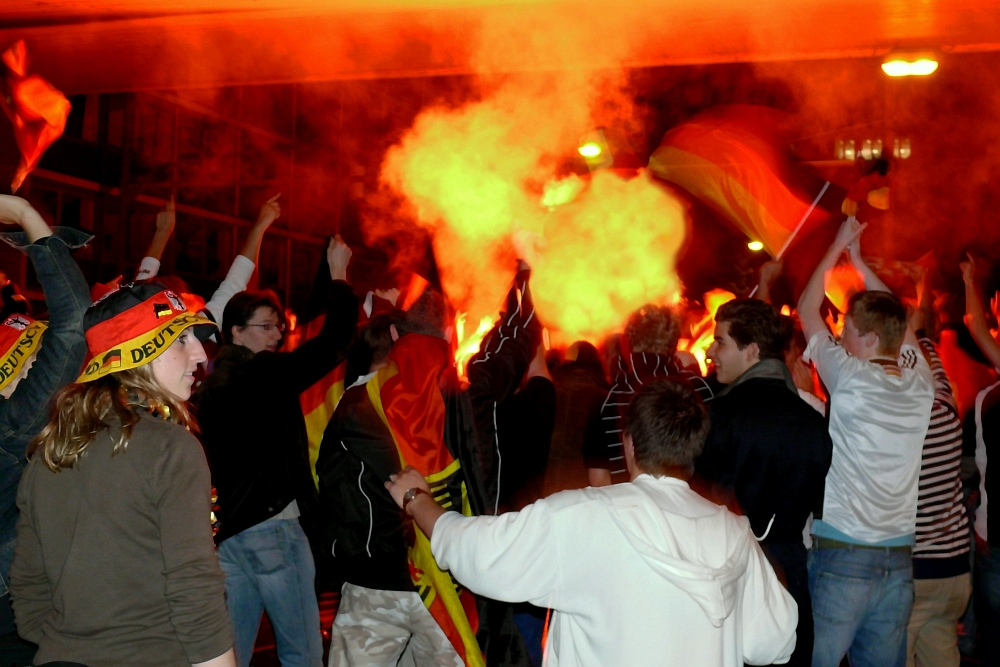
497, 377, 557, 511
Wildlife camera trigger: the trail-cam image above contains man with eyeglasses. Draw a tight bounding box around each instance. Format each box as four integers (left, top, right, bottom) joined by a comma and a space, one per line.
195, 236, 357, 667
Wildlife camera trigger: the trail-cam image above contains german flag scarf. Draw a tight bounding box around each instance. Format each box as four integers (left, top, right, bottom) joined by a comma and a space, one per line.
367, 333, 484, 667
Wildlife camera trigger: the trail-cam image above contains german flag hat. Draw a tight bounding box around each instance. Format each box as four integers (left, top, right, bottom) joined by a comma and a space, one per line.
78, 282, 215, 383
0, 314, 47, 393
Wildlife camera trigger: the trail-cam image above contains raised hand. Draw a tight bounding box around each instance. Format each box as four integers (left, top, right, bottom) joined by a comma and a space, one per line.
256, 193, 281, 229
759, 259, 784, 289
328, 234, 352, 282
0, 195, 33, 226
155, 196, 176, 234
0, 194, 50, 242
960, 253, 977, 285
834, 216, 867, 255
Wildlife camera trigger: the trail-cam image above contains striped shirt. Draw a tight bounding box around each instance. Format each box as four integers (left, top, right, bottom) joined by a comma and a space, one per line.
582, 353, 714, 484
913, 338, 970, 571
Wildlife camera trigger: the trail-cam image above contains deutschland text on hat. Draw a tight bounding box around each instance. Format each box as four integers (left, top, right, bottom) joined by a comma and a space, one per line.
0, 314, 47, 392
78, 283, 214, 382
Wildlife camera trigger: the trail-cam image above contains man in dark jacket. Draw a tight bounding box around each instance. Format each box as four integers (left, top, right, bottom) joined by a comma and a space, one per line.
694, 298, 833, 667
0, 195, 91, 664
195, 236, 357, 667
318, 263, 540, 667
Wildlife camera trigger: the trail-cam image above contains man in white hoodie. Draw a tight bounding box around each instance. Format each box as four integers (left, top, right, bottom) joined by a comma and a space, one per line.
385, 379, 798, 666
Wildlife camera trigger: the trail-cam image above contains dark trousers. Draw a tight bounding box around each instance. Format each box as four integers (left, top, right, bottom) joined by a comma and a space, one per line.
976, 543, 1000, 667
762, 541, 812, 667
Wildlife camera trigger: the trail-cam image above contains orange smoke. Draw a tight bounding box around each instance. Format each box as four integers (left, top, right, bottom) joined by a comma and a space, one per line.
378, 69, 688, 346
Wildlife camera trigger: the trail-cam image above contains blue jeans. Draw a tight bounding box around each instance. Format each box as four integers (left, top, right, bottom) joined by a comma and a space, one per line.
808, 546, 914, 667
217, 518, 323, 667
976, 544, 1000, 667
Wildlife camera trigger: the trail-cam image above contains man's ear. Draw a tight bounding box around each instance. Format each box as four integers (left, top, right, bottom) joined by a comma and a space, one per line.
744, 341, 761, 364
864, 330, 880, 350
390, 324, 399, 342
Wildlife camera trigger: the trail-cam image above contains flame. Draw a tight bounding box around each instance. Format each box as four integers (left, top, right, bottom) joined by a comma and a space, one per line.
454, 312, 495, 378
372, 55, 687, 350
677, 288, 736, 375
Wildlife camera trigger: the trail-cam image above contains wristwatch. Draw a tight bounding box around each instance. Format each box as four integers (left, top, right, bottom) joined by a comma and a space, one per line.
402, 487, 430, 513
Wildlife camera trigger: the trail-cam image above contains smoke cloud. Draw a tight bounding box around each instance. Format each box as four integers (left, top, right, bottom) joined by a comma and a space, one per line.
367, 9, 689, 345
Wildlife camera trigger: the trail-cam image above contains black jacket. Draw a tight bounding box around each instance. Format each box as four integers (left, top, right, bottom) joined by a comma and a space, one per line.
317, 269, 539, 592
195, 279, 358, 546
695, 375, 832, 543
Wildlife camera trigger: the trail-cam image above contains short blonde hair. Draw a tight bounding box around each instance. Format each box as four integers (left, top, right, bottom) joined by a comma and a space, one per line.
624, 304, 681, 355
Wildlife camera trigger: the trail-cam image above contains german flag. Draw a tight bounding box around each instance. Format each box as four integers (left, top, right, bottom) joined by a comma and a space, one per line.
299, 357, 346, 487
100, 349, 122, 371
649, 105, 833, 257
367, 334, 483, 667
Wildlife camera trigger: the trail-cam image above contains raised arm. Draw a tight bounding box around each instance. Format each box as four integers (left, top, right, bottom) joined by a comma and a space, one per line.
239, 194, 280, 265
0, 197, 91, 447
269, 236, 357, 394
136, 197, 176, 280
962, 254, 1000, 369
848, 230, 919, 348
797, 217, 866, 342
201, 195, 282, 323
755, 259, 783, 304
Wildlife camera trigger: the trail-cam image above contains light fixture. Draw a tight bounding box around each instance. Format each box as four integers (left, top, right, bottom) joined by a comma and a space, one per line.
577, 129, 613, 170
748, 240, 764, 252
882, 54, 938, 77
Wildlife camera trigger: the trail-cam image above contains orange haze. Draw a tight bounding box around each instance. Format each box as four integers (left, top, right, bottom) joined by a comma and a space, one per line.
378, 65, 688, 345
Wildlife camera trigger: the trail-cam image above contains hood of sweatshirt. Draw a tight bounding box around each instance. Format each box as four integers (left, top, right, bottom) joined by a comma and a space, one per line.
586, 474, 753, 627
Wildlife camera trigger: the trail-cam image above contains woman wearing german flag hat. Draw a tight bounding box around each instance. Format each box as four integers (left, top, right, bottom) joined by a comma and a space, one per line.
9, 281, 236, 667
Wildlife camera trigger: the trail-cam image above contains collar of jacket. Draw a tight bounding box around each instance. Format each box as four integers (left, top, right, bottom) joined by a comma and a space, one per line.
716, 357, 797, 398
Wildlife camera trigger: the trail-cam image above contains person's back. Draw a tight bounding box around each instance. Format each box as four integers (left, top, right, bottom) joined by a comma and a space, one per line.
15, 413, 228, 666
796, 219, 935, 667
808, 335, 933, 543
433, 474, 795, 666
388, 378, 797, 667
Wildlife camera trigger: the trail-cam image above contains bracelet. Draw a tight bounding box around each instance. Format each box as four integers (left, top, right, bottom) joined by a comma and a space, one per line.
402, 487, 431, 513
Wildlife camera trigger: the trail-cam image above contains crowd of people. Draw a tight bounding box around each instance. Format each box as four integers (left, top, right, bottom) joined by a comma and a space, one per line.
0, 189, 998, 667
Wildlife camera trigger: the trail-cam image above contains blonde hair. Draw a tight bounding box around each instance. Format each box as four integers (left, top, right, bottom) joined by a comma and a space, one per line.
29, 364, 195, 472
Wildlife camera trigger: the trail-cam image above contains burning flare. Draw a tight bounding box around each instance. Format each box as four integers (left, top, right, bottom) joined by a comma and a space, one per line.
376, 71, 688, 350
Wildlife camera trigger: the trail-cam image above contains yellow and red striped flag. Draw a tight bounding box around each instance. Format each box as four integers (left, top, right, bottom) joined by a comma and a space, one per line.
649, 105, 831, 257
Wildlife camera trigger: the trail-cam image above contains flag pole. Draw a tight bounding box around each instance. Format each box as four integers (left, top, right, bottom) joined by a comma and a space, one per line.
748, 180, 831, 298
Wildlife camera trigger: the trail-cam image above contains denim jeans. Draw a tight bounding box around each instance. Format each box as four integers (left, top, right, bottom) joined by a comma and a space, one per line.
808, 545, 914, 667
217, 518, 323, 667
975, 544, 1000, 667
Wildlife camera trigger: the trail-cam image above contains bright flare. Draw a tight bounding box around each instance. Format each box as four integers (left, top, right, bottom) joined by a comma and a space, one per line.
747, 240, 764, 251
578, 142, 603, 158
379, 70, 688, 349
882, 59, 938, 77
678, 288, 736, 376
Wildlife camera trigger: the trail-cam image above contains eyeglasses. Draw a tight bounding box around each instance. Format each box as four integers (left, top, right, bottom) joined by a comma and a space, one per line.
244, 322, 286, 333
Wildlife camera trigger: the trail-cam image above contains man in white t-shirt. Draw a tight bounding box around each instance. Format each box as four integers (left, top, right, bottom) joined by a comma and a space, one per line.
797, 217, 934, 667
385, 379, 798, 667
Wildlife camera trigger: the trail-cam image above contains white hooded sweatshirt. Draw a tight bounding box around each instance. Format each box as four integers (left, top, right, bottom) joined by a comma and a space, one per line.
431, 474, 797, 666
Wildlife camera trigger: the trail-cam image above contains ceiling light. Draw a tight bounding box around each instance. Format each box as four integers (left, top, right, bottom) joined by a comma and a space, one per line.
578, 142, 602, 158
882, 57, 938, 77
748, 240, 764, 252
